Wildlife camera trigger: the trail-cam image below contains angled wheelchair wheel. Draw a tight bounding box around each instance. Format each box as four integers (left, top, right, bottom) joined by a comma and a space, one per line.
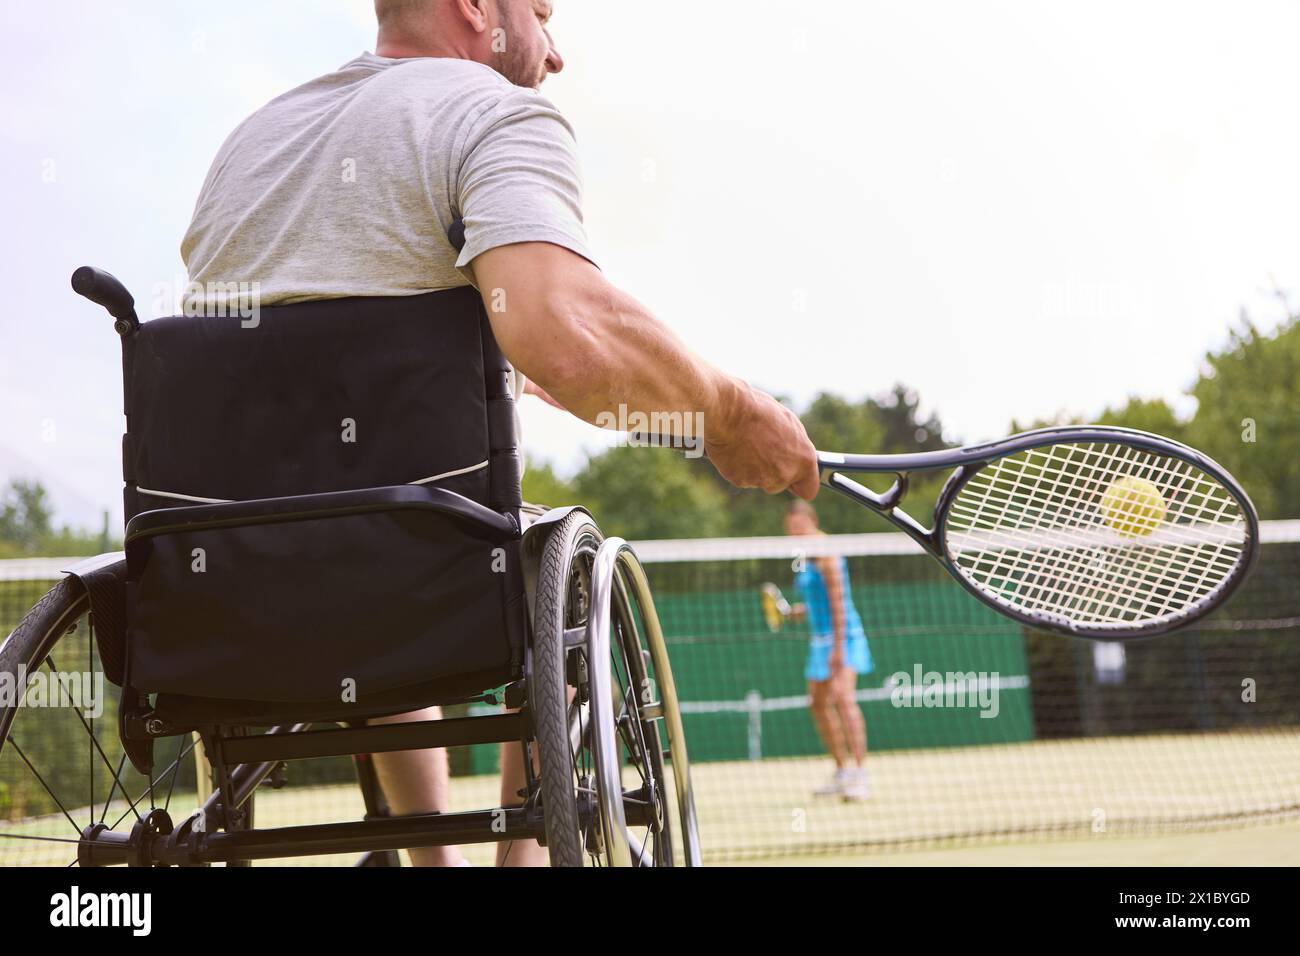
531, 511, 701, 866
0, 564, 254, 867
608, 542, 702, 866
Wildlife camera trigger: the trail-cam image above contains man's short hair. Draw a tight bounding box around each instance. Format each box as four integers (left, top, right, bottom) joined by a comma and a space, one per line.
375, 0, 434, 27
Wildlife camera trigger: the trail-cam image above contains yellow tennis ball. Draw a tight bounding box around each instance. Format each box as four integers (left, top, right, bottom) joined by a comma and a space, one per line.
1100, 476, 1167, 538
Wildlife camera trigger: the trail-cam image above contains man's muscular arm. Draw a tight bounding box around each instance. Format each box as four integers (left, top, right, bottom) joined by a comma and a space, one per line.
471, 242, 819, 499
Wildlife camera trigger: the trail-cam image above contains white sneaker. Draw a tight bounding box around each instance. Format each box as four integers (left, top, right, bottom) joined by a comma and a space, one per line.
841, 768, 871, 802
813, 768, 852, 798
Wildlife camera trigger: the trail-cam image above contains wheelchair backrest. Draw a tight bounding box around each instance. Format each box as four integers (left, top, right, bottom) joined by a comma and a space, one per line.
121, 286, 522, 522
102, 286, 528, 705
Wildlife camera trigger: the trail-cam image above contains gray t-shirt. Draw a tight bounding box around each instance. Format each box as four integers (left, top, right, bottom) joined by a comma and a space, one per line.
181, 52, 595, 306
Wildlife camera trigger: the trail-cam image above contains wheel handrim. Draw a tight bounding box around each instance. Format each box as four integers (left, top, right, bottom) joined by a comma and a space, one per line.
552, 531, 674, 865
613, 547, 701, 866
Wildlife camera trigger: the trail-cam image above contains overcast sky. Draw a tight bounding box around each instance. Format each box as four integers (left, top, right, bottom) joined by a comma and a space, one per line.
2, 1, 1297, 529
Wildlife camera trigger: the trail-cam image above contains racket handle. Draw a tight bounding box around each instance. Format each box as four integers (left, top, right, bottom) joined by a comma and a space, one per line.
627, 431, 706, 456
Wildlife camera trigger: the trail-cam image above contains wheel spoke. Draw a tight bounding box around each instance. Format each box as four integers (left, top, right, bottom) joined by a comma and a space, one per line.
613, 677, 652, 790
98, 752, 129, 826
162, 735, 187, 812
6, 737, 85, 836
0, 573, 222, 866
22, 658, 146, 829
43, 655, 124, 804
610, 627, 653, 793
107, 738, 194, 831
0, 832, 83, 844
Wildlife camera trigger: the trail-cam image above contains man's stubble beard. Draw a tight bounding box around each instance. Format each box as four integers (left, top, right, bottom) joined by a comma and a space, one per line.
493, 4, 547, 89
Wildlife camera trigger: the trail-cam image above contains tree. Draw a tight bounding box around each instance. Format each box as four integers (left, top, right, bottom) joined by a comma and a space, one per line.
1014, 397, 1186, 439
797, 392, 893, 534
1007, 299, 1299, 521
573, 445, 730, 541
521, 458, 577, 509
870, 384, 947, 452
798, 386, 953, 534
0, 480, 53, 555
0, 480, 118, 558
1009, 412, 1084, 433
1187, 311, 1300, 520
1097, 396, 1188, 444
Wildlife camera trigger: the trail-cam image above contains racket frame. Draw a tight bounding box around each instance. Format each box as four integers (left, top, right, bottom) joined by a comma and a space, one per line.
817, 425, 1260, 638
759, 582, 789, 632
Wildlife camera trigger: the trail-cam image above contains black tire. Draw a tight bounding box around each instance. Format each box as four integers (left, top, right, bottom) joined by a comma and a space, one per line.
531, 513, 691, 866
531, 510, 603, 866
0, 564, 243, 867
1, 570, 132, 865
1, 577, 90, 708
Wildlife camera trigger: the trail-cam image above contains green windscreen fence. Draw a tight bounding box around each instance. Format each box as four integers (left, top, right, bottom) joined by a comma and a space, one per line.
656, 579, 1033, 761
3, 523, 1299, 864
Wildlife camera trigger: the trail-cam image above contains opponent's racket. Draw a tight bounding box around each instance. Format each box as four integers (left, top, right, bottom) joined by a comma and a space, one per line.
818, 426, 1258, 639
759, 582, 791, 632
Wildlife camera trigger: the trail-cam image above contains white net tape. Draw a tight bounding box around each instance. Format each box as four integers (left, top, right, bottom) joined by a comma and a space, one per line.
943, 442, 1248, 628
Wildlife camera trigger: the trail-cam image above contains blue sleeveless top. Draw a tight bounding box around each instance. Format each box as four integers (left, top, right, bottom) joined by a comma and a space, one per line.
794, 556, 867, 641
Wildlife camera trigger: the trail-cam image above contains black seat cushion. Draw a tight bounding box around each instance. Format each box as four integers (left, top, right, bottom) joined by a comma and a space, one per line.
124, 488, 522, 703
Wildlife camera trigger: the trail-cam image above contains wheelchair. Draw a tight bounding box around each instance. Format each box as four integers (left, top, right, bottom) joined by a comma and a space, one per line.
0, 266, 700, 867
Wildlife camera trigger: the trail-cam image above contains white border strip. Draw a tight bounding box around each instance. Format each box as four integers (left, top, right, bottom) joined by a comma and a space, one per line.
134, 459, 491, 506
633, 519, 1300, 563
409, 460, 489, 485
136, 486, 231, 505
632, 532, 926, 563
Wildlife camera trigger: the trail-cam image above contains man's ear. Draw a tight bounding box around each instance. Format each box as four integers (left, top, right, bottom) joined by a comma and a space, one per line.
452, 0, 490, 33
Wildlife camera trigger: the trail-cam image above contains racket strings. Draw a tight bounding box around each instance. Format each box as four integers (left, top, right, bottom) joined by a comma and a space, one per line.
944, 442, 1246, 627
956, 448, 1241, 622
950, 445, 1228, 535
959, 448, 1240, 621
959, 527, 1219, 623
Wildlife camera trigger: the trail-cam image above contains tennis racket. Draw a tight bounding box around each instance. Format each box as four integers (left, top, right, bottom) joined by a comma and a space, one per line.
759, 582, 792, 632
817, 425, 1258, 639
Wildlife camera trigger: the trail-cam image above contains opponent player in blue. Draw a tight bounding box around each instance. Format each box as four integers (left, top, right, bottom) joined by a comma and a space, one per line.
784, 500, 873, 801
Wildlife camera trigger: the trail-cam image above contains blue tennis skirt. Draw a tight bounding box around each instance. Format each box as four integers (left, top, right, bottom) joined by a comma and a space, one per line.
805, 632, 874, 682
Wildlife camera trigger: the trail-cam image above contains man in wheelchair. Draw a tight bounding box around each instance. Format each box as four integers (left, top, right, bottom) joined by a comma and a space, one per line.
5, 0, 817, 869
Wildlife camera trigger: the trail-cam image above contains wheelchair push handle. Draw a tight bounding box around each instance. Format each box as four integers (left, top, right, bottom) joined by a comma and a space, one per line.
72, 265, 140, 335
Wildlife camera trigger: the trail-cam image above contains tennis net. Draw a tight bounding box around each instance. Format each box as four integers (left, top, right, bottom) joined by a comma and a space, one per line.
2, 522, 1298, 864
